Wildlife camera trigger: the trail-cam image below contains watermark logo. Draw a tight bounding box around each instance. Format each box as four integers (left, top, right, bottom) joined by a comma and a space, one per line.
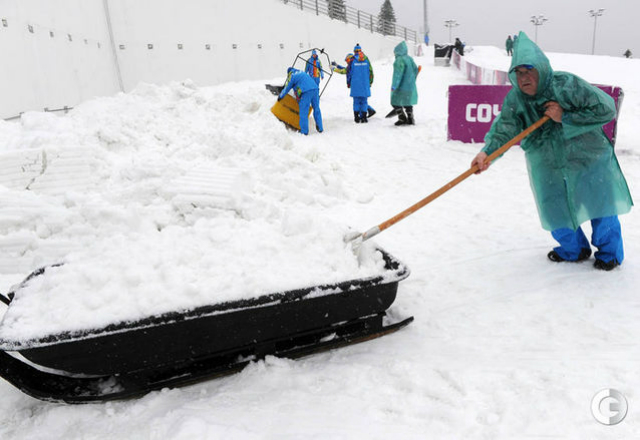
591, 388, 628, 425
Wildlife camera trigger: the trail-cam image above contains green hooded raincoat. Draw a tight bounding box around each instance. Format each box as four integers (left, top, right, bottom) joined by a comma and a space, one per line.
391, 41, 419, 107
482, 32, 633, 231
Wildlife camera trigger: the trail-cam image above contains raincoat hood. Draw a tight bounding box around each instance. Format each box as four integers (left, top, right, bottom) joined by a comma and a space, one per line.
508, 32, 553, 96
394, 41, 408, 57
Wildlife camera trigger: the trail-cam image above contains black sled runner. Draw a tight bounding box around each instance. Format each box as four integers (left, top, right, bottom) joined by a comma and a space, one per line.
0, 249, 412, 403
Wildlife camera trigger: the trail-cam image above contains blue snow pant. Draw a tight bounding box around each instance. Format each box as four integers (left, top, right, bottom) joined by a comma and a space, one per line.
298, 89, 323, 135
551, 216, 624, 264
352, 97, 368, 116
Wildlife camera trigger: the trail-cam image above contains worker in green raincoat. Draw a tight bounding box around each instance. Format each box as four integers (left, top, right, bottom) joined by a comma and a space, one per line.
471, 32, 633, 271
389, 41, 419, 126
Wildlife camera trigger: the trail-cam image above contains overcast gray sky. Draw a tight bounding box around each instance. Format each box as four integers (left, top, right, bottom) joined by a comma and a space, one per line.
347, 0, 638, 57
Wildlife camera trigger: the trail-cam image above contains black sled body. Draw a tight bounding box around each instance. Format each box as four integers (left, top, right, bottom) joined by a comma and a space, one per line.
0, 248, 412, 403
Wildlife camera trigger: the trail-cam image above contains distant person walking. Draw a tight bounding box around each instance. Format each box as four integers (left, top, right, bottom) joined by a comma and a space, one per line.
454, 38, 465, 56
305, 49, 324, 86
389, 41, 419, 126
348, 43, 374, 123
506, 35, 514, 56
278, 67, 323, 135
624, 49, 633, 58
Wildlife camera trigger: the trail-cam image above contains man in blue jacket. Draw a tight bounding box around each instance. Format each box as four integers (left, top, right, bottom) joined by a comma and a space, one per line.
278, 67, 323, 135
305, 50, 324, 86
347, 43, 374, 123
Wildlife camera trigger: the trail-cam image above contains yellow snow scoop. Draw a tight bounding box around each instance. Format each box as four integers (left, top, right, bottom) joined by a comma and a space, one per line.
270, 94, 311, 131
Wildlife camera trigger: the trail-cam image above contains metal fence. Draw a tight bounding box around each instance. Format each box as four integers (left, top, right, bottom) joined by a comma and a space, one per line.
281, 0, 418, 43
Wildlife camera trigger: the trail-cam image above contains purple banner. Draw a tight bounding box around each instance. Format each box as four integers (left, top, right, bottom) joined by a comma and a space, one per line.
447, 84, 623, 145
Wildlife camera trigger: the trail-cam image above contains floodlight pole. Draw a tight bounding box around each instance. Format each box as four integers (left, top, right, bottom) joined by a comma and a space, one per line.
530, 14, 548, 44
444, 19, 458, 43
589, 8, 605, 55
423, 0, 429, 43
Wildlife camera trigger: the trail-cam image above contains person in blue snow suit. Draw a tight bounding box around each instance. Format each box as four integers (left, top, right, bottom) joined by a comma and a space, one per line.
331, 53, 376, 118
305, 49, 324, 86
278, 67, 323, 135
347, 43, 374, 123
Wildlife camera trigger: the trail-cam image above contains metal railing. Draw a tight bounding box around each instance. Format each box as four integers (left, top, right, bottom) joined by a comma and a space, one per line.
4, 106, 73, 122
281, 0, 417, 43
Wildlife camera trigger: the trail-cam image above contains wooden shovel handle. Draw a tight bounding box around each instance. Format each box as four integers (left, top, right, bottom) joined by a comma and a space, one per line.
362, 115, 550, 241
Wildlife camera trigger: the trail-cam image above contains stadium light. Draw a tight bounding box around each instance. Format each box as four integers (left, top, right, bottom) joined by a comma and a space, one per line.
444, 19, 459, 43
589, 8, 605, 55
530, 14, 548, 44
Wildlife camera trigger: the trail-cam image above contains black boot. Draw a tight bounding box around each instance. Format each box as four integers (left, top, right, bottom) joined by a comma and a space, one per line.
394, 109, 407, 126
406, 107, 415, 125
360, 112, 368, 123
367, 108, 376, 118
354, 111, 361, 123
547, 248, 592, 262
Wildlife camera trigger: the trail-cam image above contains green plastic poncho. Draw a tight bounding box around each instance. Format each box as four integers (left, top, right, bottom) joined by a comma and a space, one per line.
391, 41, 418, 107
482, 32, 633, 231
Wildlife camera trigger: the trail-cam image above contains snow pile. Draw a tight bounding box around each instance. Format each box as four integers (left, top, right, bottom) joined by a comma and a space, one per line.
0, 80, 385, 341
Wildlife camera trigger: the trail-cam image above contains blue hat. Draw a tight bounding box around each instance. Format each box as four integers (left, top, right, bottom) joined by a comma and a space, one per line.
345, 53, 354, 61
354, 44, 361, 52
510, 64, 534, 73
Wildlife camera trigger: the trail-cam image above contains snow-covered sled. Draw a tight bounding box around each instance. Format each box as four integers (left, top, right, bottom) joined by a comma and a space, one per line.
0, 248, 411, 403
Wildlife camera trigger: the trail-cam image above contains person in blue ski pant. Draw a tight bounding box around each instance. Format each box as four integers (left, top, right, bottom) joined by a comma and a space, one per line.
331, 53, 376, 118
278, 67, 323, 135
347, 43, 374, 123
305, 49, 324, 86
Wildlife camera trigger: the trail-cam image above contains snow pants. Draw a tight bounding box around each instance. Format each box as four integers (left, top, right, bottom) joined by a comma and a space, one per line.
298, 89, 323, 135
352, 97, 368, 115
551, 216, 624, 264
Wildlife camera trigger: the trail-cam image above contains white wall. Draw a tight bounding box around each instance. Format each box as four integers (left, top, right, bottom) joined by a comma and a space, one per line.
0, 0, 122, 119
0, 0, 411, 119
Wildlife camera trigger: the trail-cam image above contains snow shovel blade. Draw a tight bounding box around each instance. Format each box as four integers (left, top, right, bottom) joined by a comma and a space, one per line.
265, 84, 284, 96
385, 108, 400, 118
344, 225, 382, 253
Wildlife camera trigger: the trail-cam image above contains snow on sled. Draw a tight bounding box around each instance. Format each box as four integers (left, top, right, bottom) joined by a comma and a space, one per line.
0, 248, 411, 403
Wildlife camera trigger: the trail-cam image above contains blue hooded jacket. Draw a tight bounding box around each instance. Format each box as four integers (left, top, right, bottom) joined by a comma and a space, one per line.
348, 47, 373, 98
305, 50, 324, 81
278, 68, 319, 101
